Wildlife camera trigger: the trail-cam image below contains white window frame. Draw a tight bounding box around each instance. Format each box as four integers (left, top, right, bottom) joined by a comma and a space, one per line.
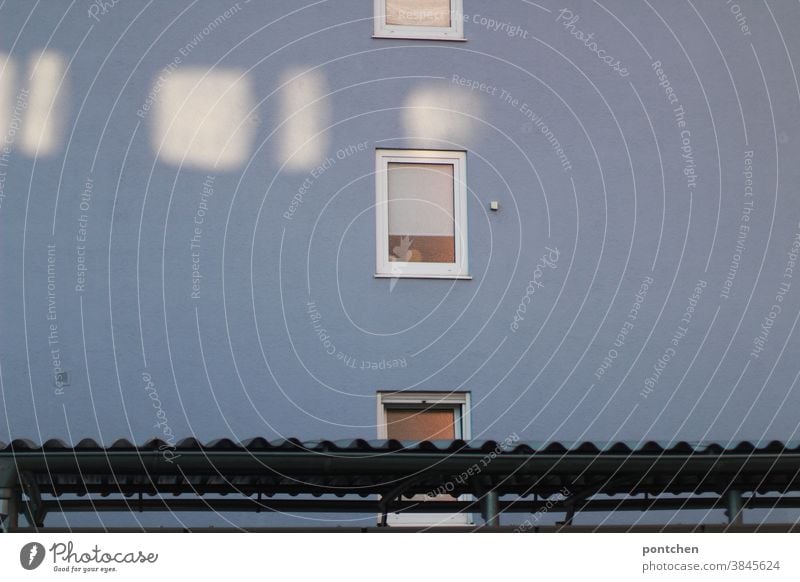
375, 149, 469, 279
377, 391, 472, 526
373, 0, 465, 41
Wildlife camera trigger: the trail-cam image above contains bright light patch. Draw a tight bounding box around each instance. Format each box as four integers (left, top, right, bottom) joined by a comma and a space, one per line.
403, 85, 482, 145
278, 67, 330, 171
20, 50, 67, 156
153, 68, 255, 170
0, 53, 15, 138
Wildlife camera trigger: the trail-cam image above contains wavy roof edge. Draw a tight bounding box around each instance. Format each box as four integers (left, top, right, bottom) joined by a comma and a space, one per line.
1, 438, 799, 455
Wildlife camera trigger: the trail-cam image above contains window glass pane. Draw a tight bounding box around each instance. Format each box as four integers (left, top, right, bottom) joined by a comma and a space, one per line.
386, 408, 456, 440
387, 162, 455, 264
382, 402, 464, 512
386, 0, 452, 27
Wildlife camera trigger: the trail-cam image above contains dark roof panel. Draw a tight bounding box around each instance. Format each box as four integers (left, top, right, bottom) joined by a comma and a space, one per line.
4, 438, 800, 454
1, 436, 798, 499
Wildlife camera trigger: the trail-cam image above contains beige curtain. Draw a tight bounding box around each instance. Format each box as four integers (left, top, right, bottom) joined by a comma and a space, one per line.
387, 163, 456, 263
386, 0, 451, 27
386, 408, 456, 440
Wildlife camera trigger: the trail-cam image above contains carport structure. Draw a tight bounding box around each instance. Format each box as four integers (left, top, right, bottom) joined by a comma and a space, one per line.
2, 438, 800, 532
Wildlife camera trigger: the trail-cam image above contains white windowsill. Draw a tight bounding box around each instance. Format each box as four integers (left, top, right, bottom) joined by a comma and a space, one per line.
374, 273, 472, 280
372, 34, 468, 41
384, 517, 475, 527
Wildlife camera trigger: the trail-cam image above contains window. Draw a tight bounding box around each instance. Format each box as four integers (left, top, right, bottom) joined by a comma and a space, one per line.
375, 149, 469, 279
377, 391, 472, 526
373, 0, 465, 40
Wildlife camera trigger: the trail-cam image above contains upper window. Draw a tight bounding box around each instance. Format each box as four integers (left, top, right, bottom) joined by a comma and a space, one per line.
375, 149, 469, 279
373, 0, 465, 40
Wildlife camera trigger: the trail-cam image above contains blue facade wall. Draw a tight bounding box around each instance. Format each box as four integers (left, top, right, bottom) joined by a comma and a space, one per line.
1, 0, 799, 525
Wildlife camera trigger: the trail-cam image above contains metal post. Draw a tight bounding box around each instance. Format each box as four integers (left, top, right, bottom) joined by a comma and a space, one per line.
1, 487, 20, 533
725, 490, 743, 526
482, 490, 500, 528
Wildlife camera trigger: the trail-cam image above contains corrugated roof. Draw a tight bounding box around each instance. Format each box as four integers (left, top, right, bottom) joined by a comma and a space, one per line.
2, 437, 799, 454
2, 438, 799, 501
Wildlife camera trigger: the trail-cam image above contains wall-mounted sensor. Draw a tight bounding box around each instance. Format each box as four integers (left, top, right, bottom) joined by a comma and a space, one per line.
490, 201, 500, 211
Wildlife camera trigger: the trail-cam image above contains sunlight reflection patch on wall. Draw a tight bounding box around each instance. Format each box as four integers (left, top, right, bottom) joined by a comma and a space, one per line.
403, 85, 483, 145
152, 67, 255, 170
277, 67, 330, 172
0, 54, 15, 140
20, 50, 67, 157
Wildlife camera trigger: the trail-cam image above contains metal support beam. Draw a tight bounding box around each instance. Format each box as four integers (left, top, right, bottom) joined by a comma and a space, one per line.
378, 473, 437, 526
28, 494, 800, 515
9, 523, 800, 533
481, 491, 500, 528
20, 472, 45, 528
725, 489, 744, 526
560, 477, 632, 527
0, 487, 20, 533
